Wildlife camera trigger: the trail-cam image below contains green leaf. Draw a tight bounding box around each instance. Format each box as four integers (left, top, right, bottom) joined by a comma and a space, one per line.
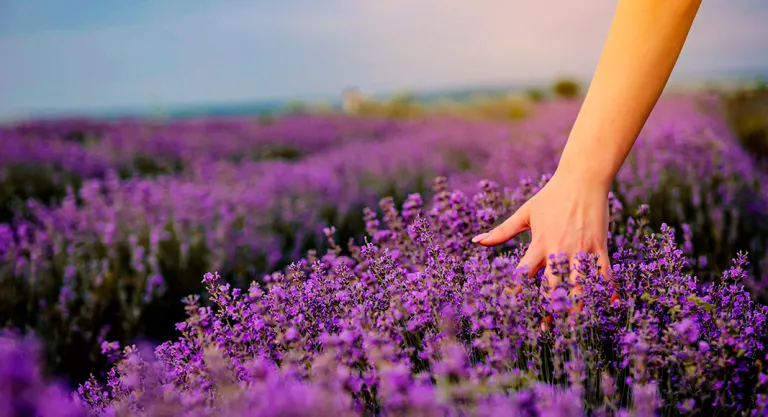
687, 294, 716, 313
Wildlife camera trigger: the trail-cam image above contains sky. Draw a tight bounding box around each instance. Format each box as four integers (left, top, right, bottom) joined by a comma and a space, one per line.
1, 0, 767, 120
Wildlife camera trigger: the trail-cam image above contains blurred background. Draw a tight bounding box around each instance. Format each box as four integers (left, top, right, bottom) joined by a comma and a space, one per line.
1, 0, 767, 120
1, 0, 767, 390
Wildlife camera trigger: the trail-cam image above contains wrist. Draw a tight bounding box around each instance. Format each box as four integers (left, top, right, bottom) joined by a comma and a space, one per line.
552, 156, 614, 195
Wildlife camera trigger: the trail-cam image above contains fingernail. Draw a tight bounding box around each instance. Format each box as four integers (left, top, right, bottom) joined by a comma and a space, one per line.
471, 232, 490, 243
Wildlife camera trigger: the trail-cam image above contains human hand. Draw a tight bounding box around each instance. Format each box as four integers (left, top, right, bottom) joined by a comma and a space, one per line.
471, 171, 615, 301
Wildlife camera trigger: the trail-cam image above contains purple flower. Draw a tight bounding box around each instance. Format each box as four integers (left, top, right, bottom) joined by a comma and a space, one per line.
1, 94, 767, 416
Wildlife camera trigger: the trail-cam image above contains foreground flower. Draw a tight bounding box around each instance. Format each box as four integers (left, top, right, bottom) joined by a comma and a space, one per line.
70, 178, 768, 416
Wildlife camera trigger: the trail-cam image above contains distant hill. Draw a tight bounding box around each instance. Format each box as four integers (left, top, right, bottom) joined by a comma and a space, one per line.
3, 69, 766, 124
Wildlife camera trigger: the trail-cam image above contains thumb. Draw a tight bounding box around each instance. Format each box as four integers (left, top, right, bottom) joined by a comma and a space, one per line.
472, 206, 530, 247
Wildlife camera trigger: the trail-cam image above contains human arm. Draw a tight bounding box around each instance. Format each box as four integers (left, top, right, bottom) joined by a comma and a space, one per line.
556, 0, 702, 191
471, 0, 703, 291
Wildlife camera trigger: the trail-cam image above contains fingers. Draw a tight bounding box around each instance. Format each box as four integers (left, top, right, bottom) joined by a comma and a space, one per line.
568, 253, 586, 315
610, 291, 621, 305
518, 247, 552, 332
541, 253, 574, 294
542, 248, 598, 317
502, 244, 544, 298
542, 314, 553, 331
472, 207, 529, 247
568, 254, 584, 298
502, 245, 618, 333
597, 247, 612, 282
597, 247, 620, 304
516, 244, 545, 279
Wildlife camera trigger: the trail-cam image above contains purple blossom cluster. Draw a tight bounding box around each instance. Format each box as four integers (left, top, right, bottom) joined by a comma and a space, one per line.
1, 93, 767, 394
1, 116, 515, 378
1, 115, 401, 175
0, 332, 85, 417
0, 114, 400, 224
4, 177, 768, 416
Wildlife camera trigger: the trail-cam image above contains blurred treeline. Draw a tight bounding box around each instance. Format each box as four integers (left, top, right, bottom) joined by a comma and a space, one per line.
335, 78, 582, 120
722, 81, 768, 166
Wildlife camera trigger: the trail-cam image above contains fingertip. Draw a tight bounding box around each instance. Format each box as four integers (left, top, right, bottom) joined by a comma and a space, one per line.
471, 232, 491, 244
520, 262, 544, 279
610, 291, 621, 305
571, 284, 584, 298
598, 250, 612, 276
473, 230, 510, 246
516, 246, 545, 278
542, 314, 553, 332
568, 300, 584, 317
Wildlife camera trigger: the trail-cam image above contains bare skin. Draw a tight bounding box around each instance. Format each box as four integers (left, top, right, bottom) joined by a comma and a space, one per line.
471, 0, 703, 297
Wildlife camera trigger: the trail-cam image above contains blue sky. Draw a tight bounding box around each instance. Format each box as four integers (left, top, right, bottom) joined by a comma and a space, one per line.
1, 0, 767, 120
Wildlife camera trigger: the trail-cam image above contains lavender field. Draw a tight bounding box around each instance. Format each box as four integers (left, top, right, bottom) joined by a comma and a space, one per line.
2, 93, 768, 416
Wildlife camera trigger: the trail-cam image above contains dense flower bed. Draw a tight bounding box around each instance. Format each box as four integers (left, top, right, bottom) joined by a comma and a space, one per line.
1, 115, 402, 173
3, 178, 768, 416
0, 114, 400, 224
1, 93, 767, 391
0, 116, 515, 380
